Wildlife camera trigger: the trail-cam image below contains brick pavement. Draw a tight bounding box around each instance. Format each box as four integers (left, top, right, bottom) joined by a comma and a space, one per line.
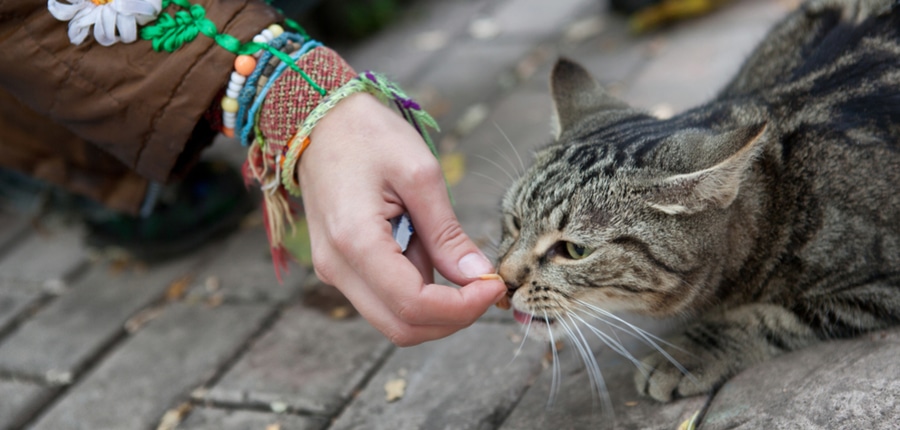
2, 0, 898, 429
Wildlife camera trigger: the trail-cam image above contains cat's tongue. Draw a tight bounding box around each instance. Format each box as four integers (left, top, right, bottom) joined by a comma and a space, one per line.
513, 309, 554, 325
513, 310, 533, 325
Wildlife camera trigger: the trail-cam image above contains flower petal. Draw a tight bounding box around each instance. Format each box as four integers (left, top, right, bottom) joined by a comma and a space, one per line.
94, 5, 118, 46
68, 22, 90, 45
117, 14, 137, 44
114, 0, 160, 19
48, 0, 86, 21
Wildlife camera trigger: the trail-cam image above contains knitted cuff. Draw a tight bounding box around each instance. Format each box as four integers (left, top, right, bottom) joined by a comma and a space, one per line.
256, 46, 357, 154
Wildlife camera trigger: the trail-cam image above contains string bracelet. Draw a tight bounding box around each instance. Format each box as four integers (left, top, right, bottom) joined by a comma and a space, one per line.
236, 33, 305, 139
280, 71, 441, 197
248, 66, 441, 271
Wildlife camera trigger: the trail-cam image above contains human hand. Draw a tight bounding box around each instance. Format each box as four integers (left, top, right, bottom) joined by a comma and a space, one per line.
300, 92, 506, 346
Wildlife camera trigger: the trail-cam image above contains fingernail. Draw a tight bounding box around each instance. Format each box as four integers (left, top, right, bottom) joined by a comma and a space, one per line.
458, 253, 493, 279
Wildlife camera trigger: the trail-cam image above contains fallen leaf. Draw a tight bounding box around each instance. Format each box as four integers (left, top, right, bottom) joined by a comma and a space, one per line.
330, 306, 351, 320
384, 378, 407, 402
440, 152, 466, 187
266, 424, 281, 430
469, 17, 500, 39
205, 276, 221, 292
625, 401, 639, 407
205, 292, 224, 308
678, 411, 700, 430
165, 275, 193, 302
156, 402, 192, 430
125, 306, 165, 333
564, 15, 605, 43
455, 104, 489, 136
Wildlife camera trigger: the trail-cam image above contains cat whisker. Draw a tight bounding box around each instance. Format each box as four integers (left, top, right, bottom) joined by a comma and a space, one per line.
469, 171, 512, 193
574, 300, 695, 382
493, 121, 527, 177
544, 310, 563, 407
559, 312, 615, 416
575, 300, 683, 352
569, 311, 645, 371
489, 142, 525, 182
473, 154, 518, 185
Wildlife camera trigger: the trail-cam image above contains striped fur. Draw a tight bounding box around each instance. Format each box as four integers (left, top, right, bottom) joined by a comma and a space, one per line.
497, 0, 900, 402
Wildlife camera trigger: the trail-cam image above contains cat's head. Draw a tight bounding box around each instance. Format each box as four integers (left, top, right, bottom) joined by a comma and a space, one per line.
497, 59, 768, 332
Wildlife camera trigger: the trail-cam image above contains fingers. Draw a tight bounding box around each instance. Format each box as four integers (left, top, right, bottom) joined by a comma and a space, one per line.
337, 221, 504, 327
393, 160, 497, 287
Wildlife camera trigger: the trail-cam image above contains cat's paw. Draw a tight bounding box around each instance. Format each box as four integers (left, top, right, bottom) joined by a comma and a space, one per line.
633, 341, 728, 403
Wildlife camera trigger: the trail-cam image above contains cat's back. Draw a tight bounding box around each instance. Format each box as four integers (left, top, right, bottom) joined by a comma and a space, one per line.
730, 1, 900, 296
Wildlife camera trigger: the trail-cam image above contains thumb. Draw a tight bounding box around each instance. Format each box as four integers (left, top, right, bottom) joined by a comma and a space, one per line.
398, 169, 497, 287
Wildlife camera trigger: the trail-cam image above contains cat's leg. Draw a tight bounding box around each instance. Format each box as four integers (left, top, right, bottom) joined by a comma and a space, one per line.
634, 303, 818, 402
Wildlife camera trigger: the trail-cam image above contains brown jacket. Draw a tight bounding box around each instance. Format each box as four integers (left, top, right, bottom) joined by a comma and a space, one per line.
0, 0, 280, 213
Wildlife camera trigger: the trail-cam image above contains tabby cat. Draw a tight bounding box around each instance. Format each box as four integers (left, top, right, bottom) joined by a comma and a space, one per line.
496, 0, 900, 402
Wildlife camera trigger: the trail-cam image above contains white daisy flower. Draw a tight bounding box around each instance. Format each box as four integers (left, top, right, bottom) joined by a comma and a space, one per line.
48, 0, 163, 46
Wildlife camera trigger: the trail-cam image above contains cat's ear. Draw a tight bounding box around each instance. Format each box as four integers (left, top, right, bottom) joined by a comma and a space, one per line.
645, 124, 768, 215
551, 58, 630, 138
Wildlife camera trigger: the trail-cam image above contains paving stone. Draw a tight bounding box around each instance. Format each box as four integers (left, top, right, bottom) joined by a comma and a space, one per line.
338, 0, 491, 85
0, 286, 41, 336
489, 0, 593, 39
0, 211, 28, 256
623, 0, 790, 112
554, 15, 652, 88
413, 39, 537, 132
702, 328, 900, 430
185, 225, 307, 303
500, 347, 707, 430
449, 88, 554, 229
201, 296, 392, 416
0, 379, 53, 430
178, 407, 326, 430
0, 223, 86, 287
330, 321, 544, 430
30, 302, 272, 430
0, 257, 200, 381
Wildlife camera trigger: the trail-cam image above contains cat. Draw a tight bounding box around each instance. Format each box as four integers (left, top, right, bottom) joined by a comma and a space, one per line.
496, 0, 900, 403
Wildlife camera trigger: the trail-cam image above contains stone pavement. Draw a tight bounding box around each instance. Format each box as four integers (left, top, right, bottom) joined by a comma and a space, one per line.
1, 0, 898, 428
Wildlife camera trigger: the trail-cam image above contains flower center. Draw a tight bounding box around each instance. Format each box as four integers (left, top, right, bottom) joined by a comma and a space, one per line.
90, 0, 112, 5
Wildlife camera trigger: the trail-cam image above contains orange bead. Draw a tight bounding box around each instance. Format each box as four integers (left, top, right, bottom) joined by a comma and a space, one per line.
234, 55, 257, 76
222, 127, 235, 138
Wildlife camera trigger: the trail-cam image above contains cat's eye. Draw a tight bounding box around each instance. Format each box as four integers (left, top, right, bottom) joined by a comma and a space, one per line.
564, 242, 593, 260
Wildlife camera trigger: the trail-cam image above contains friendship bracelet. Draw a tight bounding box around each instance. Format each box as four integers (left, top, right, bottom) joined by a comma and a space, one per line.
241, 40, 323, 147
279, 71, 441, 196
236, 33, 305, 138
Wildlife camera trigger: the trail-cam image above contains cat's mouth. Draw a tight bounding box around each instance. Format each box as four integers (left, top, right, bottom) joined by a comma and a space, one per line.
513, 309, 556, 326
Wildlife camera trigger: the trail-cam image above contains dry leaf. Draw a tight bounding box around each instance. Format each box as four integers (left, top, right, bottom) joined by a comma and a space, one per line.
625, 401, 639, 407
455, 104, 489, 136
270, 402, 288, 413
165, 275, 193, 302
205, 292, 224, 309
440, 152, 466, 188
204, 276, 221, 292
125, 306, 165, 334
266, 424, 281, 430
384, 378, 407, 402
156, 402, 192, 430
330, 306, 351, 320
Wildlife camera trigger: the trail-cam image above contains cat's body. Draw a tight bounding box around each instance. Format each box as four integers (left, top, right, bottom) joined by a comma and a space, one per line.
497, 0, 900, 402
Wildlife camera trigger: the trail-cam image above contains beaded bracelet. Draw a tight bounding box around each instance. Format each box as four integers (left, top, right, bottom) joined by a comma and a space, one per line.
221, 23, 286, 137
